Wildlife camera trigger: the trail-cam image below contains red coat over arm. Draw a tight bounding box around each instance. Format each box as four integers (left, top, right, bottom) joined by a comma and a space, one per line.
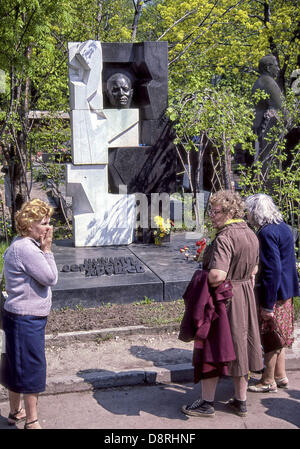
179, 270, 236, 382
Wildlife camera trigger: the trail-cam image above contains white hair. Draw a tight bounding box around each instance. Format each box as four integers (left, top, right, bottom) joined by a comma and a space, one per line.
245, 194, 283, 226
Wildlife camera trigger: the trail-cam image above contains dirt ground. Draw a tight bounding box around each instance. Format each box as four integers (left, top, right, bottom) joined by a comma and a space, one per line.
46, 300, 185, 335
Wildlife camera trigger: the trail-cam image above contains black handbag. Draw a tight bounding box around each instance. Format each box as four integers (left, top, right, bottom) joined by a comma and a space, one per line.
261, 318, 285, 353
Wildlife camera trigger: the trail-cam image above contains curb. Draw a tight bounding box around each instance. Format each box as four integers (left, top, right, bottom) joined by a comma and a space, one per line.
44, 363, 195, 397
0, 363, 194, 402
1, 324, 299, 402
45, 324, 180, 346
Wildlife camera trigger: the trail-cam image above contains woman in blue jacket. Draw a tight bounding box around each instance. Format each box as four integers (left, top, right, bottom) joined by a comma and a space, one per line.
245, 194, 299, 392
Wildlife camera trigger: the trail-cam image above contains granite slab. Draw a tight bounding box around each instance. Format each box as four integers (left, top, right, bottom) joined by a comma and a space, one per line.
51, 233, 200, 308
51, 240, 163, 308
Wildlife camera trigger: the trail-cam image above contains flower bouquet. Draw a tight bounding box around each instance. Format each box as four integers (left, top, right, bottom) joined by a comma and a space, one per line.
153, 216, 174, 245
180, 238, 207, 264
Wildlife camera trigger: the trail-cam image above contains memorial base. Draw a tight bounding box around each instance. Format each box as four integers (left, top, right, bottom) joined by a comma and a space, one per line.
51, 232, 200, 309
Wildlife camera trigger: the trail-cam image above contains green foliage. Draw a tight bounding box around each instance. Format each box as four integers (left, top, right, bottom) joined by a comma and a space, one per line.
0, 240, 9, 290
164, 0, 299, 222
168, 80, 256, 192
95, 333, 113, 343
238, 89, 300, 225
0, 0, 299, 230
134, 296, 155, 305
294, 297, 300, 322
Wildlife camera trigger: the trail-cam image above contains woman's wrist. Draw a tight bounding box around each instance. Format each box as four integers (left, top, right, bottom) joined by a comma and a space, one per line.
262, 307, 274, 313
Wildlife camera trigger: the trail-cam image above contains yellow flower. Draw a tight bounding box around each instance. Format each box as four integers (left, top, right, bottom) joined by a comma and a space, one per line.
154, 215, 172, 236
154, 215, 163, 226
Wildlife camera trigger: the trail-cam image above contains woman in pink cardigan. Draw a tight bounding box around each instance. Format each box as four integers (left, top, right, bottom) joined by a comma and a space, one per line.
2, 199, 58, 429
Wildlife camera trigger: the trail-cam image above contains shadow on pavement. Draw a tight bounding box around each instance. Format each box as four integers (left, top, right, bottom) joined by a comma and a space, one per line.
129, 345, 192, 366
76, 342, 237, 420
0, 412, 16, 430
261, 395, 300, 428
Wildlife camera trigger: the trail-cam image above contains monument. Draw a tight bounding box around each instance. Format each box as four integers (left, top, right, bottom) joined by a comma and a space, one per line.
66, 40, 176, 247
67, 40, 139, 246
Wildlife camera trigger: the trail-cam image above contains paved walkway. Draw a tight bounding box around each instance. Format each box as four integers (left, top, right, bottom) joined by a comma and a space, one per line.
1, 322, 299, 400
0, 323, 299, 430
0, 328, 300, 428
1, 373, 300, 430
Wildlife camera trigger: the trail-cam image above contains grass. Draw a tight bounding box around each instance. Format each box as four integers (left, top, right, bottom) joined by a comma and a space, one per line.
294, 297, 300, 321
0, 240, 9, 290
95, 333, 114, 344
133, 299, 185, 326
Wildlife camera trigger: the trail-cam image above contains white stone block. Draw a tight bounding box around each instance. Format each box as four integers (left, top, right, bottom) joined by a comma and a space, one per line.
105, 109, 139, 148
70, 110, 108, 165
72, 194, 136, 246
68, 41, 103, 111
66, 164, 108, 214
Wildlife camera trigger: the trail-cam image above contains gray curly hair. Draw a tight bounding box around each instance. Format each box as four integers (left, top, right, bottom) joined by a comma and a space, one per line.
245, 194, 283, 226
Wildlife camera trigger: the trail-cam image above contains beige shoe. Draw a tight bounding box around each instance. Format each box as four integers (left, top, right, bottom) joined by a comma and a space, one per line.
248, 382, 278, 393
275, 377, 289, 389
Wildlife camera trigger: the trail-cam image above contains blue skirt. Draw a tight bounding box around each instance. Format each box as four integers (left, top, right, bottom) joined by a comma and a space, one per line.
2, 311, 47, 394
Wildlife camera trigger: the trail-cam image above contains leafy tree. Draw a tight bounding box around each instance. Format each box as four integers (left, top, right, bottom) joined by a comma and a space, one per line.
1, 0, 299, 236
159, 0, 299, 225
0, 0, 73, 231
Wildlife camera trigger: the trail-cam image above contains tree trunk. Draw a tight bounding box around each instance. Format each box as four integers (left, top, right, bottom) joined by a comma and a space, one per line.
131, 0, 143, 40
2, 47, 32, 231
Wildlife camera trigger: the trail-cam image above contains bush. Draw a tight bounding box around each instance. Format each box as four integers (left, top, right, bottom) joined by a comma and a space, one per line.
294, 297, 300, 321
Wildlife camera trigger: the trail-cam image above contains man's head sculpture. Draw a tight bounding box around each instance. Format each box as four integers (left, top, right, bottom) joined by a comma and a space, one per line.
106, 73, 133, 109
258, 55, 279, 79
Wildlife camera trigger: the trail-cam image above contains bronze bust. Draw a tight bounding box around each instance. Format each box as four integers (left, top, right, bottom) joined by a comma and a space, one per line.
106, 73, 133, 109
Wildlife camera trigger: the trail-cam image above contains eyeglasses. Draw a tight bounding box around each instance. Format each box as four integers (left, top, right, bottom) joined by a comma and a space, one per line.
208, 208, 223, 217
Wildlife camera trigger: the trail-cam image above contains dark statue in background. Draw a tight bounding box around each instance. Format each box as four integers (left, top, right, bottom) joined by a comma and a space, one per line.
252, 55, 283, 171
106, 73, 133, 109
252, 55, 282, 135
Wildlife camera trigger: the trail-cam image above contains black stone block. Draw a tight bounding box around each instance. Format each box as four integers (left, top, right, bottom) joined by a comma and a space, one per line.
101, 42, 168, 121
108, 143, 176, 194
102, 42, 178, 207
51, 234, 200, 309
51, 240, 164, 308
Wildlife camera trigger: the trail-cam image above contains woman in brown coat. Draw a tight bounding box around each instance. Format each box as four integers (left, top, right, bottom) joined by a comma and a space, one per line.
182, 190, 263, 418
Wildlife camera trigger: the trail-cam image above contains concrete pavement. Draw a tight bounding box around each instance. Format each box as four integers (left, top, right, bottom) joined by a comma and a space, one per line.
0, 322, 299, 430
0, 373, 300, 430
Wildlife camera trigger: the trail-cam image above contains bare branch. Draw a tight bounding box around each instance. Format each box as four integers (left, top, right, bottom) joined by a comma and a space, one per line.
157, 9, 198, 41
169, 0, 249, 66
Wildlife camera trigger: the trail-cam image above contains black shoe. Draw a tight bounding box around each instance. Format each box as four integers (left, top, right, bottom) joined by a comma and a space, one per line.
182, 399, 215, 417
226, 398, 247, 417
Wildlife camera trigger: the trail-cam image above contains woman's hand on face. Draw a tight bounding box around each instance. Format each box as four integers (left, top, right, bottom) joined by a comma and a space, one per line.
40, 226, 53, 253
